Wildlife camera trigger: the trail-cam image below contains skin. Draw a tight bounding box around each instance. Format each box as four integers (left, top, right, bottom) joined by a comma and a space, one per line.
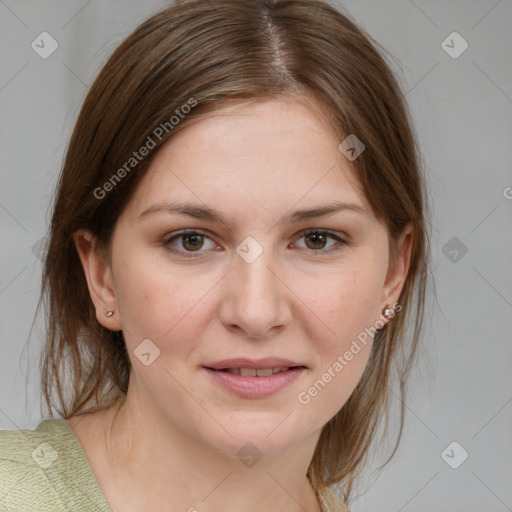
71, 95, 413, 512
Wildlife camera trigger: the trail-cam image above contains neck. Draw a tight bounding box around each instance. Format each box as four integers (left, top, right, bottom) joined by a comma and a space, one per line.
84, 386, 323, 512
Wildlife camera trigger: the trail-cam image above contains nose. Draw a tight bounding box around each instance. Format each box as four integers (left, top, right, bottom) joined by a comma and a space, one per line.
218, 246, 292, 339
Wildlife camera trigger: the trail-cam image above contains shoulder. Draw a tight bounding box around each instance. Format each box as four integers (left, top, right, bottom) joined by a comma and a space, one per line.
0, 419, 73, 511
0, 418, 71, 467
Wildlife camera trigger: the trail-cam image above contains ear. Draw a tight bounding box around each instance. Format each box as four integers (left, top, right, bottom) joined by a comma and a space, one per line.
377, 222, 414, 325
73, 229, 122, 331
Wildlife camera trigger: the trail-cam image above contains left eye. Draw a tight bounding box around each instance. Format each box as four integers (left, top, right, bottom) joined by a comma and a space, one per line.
293, 230, 345, 253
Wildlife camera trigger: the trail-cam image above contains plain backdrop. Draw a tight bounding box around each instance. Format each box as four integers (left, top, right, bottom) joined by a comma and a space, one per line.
0, 1, 511, 511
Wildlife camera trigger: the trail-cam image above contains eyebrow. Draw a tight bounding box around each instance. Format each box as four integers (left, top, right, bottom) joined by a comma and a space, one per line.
137, 200, 368, 224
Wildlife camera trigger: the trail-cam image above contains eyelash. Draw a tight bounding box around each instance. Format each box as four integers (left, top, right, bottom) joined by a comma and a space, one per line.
162, 229, 347, 258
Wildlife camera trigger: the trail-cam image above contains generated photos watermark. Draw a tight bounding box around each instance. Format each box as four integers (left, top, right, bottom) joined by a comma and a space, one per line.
93, 97, 197, 200
297, 302, 402, 405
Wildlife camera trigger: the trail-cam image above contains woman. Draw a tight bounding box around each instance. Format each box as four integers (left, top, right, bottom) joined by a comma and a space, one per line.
0, 0, 431, 511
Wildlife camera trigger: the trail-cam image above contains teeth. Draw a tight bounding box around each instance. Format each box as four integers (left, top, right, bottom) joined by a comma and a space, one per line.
225, 366, 291, 376
256, 368, 273, 377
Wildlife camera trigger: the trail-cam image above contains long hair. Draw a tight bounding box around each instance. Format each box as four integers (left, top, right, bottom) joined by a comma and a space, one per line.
39, 1, 432, 509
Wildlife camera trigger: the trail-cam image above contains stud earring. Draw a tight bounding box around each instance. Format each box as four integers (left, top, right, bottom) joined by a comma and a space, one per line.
106, 310, 114, 317
383, 306, 395, 319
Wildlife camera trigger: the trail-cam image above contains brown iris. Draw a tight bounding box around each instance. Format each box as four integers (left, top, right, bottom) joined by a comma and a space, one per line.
304, 232, 328, 250
181, 233, 204, 251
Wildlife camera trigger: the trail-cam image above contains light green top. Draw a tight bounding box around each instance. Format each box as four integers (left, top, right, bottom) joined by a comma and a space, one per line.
0, 418, 112, 511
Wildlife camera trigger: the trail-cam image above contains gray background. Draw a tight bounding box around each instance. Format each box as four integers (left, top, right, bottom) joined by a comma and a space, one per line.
1, 1, 511, 510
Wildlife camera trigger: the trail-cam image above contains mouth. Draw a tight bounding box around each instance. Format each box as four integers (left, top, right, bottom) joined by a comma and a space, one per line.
202, 365, 307, 398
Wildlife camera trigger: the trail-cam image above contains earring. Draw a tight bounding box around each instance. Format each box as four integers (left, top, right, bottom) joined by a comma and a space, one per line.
106, 310, 114, 317
383, 306, 395, 319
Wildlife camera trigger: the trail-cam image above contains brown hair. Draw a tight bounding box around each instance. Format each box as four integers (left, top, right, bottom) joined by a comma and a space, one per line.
39, 0, 432, 509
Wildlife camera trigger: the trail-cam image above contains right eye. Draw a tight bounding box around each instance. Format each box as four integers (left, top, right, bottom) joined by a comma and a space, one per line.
163, 230, 218, 257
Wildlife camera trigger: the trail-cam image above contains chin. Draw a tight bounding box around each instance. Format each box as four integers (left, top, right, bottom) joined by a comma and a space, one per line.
198, 419, 308, 461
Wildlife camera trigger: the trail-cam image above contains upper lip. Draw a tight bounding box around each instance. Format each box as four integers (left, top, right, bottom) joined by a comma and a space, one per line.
204, 358, 306, 370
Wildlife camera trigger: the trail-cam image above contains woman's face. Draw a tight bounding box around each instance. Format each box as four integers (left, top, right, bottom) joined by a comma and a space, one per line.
83, 96, 411, 458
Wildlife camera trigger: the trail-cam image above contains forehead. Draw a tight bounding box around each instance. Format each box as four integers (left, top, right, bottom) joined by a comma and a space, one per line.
125, 96, 370, 221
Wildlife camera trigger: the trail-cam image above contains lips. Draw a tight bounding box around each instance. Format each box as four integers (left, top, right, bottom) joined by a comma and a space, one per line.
202, 357, 308, 397
203, 365, 306, 398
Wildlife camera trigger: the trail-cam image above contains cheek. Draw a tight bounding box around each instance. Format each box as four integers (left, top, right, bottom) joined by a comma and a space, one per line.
311, 263, 381, 345
298, 262, 383, 419
112, 250, 217, 351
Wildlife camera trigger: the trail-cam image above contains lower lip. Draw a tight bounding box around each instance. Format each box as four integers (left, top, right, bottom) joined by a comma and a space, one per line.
203, 367, 306, 398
